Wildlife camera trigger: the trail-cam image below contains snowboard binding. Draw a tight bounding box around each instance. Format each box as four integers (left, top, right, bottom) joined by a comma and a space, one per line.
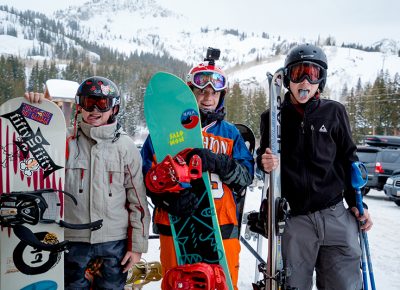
0, 189, 103, 252
252, 262, 299, 290
126, 260, 162, 287
0, 189, 76, 227
145, 148, 202, 194
245, 198, 269, 238
162, 262, 228, 290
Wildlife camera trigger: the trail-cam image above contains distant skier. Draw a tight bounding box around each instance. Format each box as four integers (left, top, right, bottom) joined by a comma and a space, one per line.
256, 43, 373, 290
141, 48, 254, 289
25, 76, 150, 290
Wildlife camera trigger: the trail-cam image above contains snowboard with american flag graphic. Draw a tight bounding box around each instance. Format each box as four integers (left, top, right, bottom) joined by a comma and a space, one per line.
0, 97, 66, 290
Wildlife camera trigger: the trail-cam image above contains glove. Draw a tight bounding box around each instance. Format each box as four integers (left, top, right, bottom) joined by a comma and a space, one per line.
186, 148, 237, 177
186, 148, 253, 194
148, 189, 199, 217
186, 148, 220, 173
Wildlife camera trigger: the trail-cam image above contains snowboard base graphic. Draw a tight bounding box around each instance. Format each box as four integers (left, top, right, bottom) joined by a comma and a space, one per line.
144, 72, 233, 289
0, 97, 66, 289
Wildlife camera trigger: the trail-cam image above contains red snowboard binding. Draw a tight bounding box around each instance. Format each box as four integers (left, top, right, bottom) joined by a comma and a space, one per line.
162, 262, 228, 290
145, 148, 202, 193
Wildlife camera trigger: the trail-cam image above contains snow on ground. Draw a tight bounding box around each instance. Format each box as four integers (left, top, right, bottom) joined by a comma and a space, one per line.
136, 187, 399, 289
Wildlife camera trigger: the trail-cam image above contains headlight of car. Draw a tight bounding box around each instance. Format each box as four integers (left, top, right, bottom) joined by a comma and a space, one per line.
386, 177, 394, 185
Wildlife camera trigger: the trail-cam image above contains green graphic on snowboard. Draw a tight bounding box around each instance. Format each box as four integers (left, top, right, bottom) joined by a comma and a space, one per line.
144, 72, 233, 289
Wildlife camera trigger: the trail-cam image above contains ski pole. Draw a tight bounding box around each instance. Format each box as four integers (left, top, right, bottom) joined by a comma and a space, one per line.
363, 231, 376, 289
351, 161, 376, 290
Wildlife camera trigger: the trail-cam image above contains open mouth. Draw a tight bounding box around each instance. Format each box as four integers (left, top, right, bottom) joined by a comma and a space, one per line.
87, 114, 102, 120
298, 89, 310, 100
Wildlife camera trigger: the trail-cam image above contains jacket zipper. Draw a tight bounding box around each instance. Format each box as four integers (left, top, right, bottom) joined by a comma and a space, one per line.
79, 169, 84, 193
302, 116, 312, 211
109, 172, 113, 197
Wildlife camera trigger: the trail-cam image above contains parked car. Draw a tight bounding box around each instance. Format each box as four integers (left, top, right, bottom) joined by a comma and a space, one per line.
356, 137, 400, 195
364, 135, 400, 148
383, 174, 400, 206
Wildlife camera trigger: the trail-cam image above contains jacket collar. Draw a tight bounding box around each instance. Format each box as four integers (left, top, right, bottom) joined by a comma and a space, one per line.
200, 109, 225, 127
284, 92, 320, 116
79, 121, 121, 143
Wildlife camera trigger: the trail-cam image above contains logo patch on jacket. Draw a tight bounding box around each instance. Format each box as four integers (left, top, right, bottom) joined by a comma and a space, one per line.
319, 125, 328, 133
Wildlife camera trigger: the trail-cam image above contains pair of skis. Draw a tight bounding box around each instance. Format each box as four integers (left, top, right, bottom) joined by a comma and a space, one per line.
247, 69, 296, 290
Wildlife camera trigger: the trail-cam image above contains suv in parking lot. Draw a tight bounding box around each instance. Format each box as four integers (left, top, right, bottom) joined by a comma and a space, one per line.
383, 174, 400, 206
356, 135, 400, 194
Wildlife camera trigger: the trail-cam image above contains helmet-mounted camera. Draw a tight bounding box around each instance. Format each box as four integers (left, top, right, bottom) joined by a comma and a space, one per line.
204, 47, 220, 66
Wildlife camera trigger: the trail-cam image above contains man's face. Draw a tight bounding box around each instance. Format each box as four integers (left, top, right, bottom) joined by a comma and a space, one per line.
192, 85, 221, 111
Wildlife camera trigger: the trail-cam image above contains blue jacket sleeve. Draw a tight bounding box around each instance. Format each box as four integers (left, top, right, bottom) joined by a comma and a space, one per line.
140, 136, 155, 177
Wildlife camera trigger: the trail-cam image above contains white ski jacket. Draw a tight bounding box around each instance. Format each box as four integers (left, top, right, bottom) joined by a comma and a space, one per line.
64, 121, 150, 253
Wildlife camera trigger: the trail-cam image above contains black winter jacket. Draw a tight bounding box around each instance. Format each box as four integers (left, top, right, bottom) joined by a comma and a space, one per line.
256, 93, 359, 215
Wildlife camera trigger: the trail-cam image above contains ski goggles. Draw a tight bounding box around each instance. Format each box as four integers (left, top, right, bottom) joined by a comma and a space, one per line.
286, 61, 325, 84
78, 95, 114, 112
190, 71, 227, 91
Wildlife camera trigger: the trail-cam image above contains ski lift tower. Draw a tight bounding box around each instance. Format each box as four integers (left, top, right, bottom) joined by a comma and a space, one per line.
45, 79, 79, 126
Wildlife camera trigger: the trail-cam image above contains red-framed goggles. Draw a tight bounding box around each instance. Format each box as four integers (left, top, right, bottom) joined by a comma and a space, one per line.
190, 71, 227, 91
78, 95, 114, 112
287, 61, 326, 84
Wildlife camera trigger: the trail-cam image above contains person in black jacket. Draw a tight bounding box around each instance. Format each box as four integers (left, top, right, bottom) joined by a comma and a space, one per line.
256, 43, 373, 290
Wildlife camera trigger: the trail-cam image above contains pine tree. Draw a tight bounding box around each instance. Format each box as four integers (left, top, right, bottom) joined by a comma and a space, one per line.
248, 87, 267, 138
0, 56, 26, 103
225, 82, 246, 124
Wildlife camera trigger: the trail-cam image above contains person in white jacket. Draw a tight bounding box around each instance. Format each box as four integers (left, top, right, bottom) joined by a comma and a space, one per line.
25, 76, 150, 290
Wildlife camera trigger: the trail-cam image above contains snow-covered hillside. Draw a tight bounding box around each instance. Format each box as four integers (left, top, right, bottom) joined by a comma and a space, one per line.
229, 45, 400, 100
0, 0, 400, 100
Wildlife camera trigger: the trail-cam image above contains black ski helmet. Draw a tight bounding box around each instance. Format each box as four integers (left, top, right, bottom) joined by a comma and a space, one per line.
75, 76, 120, 114
283, 43, 328, 92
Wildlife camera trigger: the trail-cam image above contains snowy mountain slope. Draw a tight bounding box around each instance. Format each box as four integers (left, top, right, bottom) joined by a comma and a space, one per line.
0, 0, 399, 100
229, 45, 400, 100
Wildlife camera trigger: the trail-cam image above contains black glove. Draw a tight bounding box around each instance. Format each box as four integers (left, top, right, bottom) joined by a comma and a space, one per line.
186, 148, 252, 194
148, 189, 199, 217
187, 148, 237, 177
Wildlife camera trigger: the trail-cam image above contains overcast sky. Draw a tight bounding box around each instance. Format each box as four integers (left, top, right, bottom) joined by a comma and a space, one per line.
4, 0, 400, 46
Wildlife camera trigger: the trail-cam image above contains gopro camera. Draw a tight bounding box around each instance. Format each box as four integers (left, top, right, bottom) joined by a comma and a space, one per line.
204, 47, 220, 65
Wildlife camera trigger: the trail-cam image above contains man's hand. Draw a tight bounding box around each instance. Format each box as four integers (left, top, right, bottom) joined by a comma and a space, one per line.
186, 148, 218, 173
351, 207, 373, 231
261, 148, 279, 173
161, 189, 199, 217
121, 251, 141, 273
24, 92, 48, 104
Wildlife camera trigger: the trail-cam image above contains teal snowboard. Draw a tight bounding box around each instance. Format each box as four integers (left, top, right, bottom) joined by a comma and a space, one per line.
144, 72, 233, 289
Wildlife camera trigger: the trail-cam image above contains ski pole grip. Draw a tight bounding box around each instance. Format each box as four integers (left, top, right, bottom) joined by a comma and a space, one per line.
351, 161, 368, 215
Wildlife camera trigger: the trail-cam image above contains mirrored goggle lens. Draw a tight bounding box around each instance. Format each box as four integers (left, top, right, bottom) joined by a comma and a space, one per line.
288, 62, 324, 84
192, 71, 226, 90
80, 96, 113, 112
